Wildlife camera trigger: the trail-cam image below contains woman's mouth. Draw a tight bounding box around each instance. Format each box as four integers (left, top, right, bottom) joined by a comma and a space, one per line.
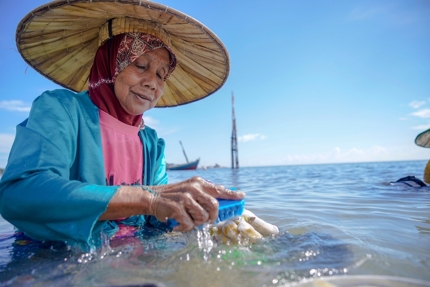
132, 91, 151, 102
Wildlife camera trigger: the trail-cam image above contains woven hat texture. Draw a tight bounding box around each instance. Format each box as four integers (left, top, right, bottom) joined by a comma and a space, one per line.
17, 0, 230, 107
415, 128, 430, 148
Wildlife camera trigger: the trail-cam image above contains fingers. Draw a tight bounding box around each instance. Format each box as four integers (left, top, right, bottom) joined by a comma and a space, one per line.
153, 192, 212, 232
195, 177, 246, 200
213, 185, 246, 200
153, 195, 195, 231
181, 177, 246, 224
194, 194, 219, 223
172, 213, 194, 232
150, 177, 246, 231
172, 199, 209, 232
183, 193, 211, 225
206, 182, 246, 200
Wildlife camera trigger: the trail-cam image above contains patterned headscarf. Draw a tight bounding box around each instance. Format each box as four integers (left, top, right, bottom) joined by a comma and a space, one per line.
88, 33, 177, 126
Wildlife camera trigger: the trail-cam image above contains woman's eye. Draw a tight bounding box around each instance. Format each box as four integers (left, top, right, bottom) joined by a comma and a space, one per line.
136, 65, 146, 70
157, 71, 167, 80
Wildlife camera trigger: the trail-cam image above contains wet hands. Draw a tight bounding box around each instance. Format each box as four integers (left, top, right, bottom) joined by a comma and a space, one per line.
148, 176, 245, 232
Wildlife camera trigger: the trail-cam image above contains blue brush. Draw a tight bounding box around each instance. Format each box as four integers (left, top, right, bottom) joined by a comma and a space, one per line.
167, 197, 245, 229
216, 198, 245, 223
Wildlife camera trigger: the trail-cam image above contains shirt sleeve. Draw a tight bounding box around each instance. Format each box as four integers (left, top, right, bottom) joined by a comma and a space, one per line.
0, 91, 118, 246
153, 137, 168, 185
141, 126, 168, 186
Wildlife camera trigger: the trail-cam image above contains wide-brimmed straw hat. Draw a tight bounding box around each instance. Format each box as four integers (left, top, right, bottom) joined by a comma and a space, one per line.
16, 0, 229, 107
415, 128, 430, 148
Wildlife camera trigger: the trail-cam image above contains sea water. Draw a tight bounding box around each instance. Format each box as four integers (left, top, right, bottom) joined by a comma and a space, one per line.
0, 160, 429, 286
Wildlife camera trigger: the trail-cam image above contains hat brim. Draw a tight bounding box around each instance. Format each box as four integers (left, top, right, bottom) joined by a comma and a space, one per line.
415, 128, 430, 148
16, 0, 230, 107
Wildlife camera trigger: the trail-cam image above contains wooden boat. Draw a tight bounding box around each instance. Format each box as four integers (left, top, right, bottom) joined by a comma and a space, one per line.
166, 141, 199, 170
166, 158, 200, 170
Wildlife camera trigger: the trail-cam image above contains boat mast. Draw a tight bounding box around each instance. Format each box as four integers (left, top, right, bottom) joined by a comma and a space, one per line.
231, 92, 239, 169
179, 141, 189, 163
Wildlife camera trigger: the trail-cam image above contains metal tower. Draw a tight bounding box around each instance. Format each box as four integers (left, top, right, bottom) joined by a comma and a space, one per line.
231, 92, 239, 169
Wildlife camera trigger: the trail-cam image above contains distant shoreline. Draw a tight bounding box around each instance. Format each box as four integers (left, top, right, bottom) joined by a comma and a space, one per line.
0, 159, 427, 175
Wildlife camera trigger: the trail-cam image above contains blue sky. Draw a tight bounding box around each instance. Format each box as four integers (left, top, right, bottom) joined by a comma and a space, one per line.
0, 0, 429, 168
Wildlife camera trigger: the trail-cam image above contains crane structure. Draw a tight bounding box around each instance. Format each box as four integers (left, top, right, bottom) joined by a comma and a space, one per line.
179, 140, 189, 163
231, 92, 239, 169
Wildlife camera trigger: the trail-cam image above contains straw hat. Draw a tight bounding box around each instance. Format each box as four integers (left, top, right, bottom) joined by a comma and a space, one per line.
415, 128, 430, 148
16, 0, 230, 107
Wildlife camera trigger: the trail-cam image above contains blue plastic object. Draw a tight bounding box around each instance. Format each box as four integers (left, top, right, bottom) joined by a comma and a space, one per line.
216, 198, 245, 223
167, 198, 245, 229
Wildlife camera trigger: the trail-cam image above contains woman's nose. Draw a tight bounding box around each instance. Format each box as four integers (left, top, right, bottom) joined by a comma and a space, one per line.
141, 70, 157, 90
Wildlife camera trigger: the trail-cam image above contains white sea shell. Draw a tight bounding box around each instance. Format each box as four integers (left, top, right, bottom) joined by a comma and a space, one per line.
221, 220, 240, 242
236, 217, 263, 242
242, 209, 279, 236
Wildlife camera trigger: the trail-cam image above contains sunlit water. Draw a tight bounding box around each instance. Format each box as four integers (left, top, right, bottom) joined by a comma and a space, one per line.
0, 160, 429, 286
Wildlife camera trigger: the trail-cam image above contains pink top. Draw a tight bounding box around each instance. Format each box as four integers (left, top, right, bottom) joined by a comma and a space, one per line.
99, 110, 144, 238
99, 109, 143, 186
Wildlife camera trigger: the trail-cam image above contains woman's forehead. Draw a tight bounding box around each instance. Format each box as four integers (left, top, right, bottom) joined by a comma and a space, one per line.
135, 48, 170, 66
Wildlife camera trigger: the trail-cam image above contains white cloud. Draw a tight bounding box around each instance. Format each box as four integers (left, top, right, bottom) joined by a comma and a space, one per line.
241, 143, 429, 167
349, 7, 384, 21
280, 146, 389, 165
348, 4, 423, 26
409, 101, 426, 109
411, 124, 430, 131
369, 145, 387, 154
238, 133, 266, 142
0, 100, 31, 112
143, 115, 159, 127
337, 146, 388, 159
411, 109, 430, 118
0, 134, 15, 152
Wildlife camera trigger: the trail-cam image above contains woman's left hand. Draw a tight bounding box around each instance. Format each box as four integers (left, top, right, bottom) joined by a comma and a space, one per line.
149, 176, 245, 232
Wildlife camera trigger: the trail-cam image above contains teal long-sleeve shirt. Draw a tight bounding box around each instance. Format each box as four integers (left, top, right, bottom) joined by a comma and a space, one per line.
0, 89, 168, 246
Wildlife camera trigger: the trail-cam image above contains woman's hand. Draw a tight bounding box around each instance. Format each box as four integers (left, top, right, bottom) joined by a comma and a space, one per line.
99, 177, 245, 232
149, 176, 245, 232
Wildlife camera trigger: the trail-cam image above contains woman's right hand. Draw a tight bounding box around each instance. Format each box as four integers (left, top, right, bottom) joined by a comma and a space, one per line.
148, 176, 245, 232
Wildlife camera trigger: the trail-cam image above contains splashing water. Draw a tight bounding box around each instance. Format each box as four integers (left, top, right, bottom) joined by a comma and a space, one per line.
196, 224, 214, 261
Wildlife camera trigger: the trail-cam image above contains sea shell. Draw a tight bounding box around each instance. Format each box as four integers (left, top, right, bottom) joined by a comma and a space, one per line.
210, 210, 279, 244
215, 227, 231, 244
221, 220, 240, 242
242, 209, 279, 236
235, 217, 263, 243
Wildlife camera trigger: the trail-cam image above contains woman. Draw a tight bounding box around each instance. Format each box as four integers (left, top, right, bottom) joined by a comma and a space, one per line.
0, 1, 244, 246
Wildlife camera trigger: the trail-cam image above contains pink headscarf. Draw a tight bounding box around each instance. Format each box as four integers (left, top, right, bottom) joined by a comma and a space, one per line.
88, 33, 176, 126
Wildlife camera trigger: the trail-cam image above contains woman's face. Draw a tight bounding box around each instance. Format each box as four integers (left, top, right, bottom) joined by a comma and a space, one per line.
114, 48, 170, 115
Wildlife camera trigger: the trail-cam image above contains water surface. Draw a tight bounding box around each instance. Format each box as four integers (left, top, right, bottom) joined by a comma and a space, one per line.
0, 160, 429, 286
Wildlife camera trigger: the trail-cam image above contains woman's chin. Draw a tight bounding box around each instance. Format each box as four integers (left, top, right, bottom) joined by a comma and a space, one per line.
123, 104, 150, 115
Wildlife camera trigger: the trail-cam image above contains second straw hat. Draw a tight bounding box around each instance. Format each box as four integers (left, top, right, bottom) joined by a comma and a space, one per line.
415, 128, 430, 148
16, 0, 230, 107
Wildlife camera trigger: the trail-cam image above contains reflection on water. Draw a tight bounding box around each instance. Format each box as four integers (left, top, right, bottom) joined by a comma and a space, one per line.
0, 227, 355, 286
0, 160, 430, 286
416, 219, 430, 234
